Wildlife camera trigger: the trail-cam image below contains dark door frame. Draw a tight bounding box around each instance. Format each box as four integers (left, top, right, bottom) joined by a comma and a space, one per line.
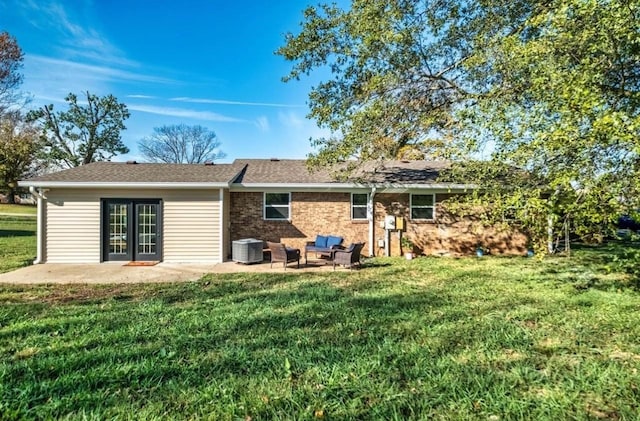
100, 198, 163, 262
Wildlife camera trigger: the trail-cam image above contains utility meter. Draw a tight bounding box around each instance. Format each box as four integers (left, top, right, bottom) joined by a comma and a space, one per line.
384, 215, 396, 230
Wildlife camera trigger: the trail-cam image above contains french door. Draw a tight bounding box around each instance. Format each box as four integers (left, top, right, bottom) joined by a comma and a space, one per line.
102, 199, 162, 261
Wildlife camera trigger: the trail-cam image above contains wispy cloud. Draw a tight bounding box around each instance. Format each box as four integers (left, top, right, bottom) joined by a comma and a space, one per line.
278, 111, 306, 129
127, 94, 157, 99
171, 97, 304, 108
128, 104, 245, 123
17, 0, 136, 68
28, 55, 174, 85
255, 116, 270, 132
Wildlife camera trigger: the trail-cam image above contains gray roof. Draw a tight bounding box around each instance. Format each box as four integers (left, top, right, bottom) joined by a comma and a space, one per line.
21, 159, 455, 186
354, 160, 451, 184
231, 159, 336, 184
23, 161, 245, 184
232, 159, 451, 185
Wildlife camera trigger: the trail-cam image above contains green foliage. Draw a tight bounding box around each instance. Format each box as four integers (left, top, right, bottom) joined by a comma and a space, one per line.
280, 0, 640, 251
0, 113, 42, 202
27, 91, 130, 168
450, 0, 640, 250
138, 124, 226, 164
1, 251, 640, 418
278, 0, 534, 166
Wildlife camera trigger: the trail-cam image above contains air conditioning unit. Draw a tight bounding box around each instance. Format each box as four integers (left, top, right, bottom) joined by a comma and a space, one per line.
232, 238, 264, 264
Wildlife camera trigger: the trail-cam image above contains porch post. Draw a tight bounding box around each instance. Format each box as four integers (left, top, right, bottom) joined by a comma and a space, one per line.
368, 187, 377, 257
30, 186, 46, 264
219, 188, 225, 263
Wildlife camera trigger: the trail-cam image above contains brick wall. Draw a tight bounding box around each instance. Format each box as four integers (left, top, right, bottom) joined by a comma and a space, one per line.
375, 193, 528, 257
229, 192, 368, 257
229, 191, 527, 259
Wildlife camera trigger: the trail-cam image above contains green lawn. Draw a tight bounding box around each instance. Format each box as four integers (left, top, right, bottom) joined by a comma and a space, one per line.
0, 215, 36, 273
1, 247, 639, 419
0, 203, 37, 215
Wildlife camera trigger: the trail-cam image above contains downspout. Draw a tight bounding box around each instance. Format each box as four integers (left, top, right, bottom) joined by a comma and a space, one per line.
29, 186, 47, 264
219, 188, 225, 263
368, 187, 377, 257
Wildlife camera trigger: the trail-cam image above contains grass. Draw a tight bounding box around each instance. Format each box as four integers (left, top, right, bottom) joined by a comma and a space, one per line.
0, 215, 36, 273
1, 246, 639, 419
0, 203, 37, 215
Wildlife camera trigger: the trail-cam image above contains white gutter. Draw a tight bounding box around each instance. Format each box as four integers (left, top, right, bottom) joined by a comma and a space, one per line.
368, 187, 377, 257
19, 181, 475, 191
231, 182, 475, 190
29, 186, 47, 264
19, 181, 230, 189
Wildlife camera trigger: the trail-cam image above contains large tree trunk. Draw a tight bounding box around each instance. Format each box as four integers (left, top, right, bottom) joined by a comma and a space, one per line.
5, 187, 16, 204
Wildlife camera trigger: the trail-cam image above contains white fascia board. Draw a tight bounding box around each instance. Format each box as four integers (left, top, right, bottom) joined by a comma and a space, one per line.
374, 183, 477, 193
230, 182, 476, 192
18, 181, 231, 189
230, 183, 369, 193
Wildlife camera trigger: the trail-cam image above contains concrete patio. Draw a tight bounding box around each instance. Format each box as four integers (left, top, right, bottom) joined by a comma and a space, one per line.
0, 260, 342, 284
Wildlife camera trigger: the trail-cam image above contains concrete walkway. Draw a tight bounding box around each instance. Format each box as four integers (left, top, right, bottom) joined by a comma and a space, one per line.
0, 260, 338, 284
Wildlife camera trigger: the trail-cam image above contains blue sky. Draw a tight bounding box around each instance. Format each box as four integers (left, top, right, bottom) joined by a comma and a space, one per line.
0, 0, 332, 162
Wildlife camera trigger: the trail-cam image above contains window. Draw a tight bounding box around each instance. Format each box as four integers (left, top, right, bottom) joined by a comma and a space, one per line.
264, 192, 290, 220
351, 193, 369, 220
410, 194, 435, 220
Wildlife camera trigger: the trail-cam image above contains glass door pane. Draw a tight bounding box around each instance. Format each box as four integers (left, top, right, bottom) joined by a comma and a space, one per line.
135, 203, 160, 260
108, 203, 129, 256
103, 199, 160, 262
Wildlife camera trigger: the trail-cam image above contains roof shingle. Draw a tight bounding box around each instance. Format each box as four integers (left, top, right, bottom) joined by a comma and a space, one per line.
23, 161, 245, 184
21, 159, 454, 186
231, 159, 451, 185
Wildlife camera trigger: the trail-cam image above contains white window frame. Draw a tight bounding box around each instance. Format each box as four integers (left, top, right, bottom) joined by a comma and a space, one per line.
410, 193, 436, 221
351, 193, 369, 221
263, 192, 291, 221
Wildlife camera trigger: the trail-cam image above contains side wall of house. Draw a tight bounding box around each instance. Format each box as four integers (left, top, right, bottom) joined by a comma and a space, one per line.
44, 188, 222, 263
229, 192, 369, 256
375, 193, 528, 256
230, 191, 527, 257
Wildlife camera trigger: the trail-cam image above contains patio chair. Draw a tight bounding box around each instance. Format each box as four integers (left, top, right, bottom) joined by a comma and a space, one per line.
332, 242, 365, 270
266, 241, 300, 270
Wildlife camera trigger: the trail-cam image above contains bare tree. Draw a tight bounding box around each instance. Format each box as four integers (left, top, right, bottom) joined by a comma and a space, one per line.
138, 124, 226, 164
0, 31, 24, 117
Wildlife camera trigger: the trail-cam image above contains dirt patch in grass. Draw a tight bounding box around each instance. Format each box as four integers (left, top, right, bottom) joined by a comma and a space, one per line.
0, 284, 168, 305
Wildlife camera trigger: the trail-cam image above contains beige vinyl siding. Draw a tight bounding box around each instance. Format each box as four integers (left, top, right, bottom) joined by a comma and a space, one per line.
44, 188, 221, 263
45, 190, 101, 263
162, 189, 220, 263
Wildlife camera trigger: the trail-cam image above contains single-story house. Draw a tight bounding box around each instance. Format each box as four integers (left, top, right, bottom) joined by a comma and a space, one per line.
19, 159, 527, 264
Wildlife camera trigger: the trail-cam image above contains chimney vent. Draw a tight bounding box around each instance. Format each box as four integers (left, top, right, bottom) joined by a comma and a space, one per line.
204, 161, 214, 166
126, 160, 137, 165
270, 158, 280, 162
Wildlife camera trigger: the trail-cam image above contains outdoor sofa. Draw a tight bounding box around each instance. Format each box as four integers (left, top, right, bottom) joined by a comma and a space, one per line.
304, 235, 343, 264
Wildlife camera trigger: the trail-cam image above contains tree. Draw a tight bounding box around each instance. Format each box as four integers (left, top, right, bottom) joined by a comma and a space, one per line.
0, 112, 41, 203
0, 31, 24, 116
27, 92, 130, 168
279, 0, 640, 251
138, 124, 226, 164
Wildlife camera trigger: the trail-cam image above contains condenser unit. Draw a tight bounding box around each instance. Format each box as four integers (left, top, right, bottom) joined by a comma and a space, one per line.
232, 238, 264, 264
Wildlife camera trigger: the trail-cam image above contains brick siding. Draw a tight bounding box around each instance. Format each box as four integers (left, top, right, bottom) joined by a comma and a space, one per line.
229, 191, 527, 259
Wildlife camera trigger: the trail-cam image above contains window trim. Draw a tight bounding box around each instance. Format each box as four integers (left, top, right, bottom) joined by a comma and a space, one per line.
410, 193, 436, 221
263, 192, 291, 221
351, 193, 369, 221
